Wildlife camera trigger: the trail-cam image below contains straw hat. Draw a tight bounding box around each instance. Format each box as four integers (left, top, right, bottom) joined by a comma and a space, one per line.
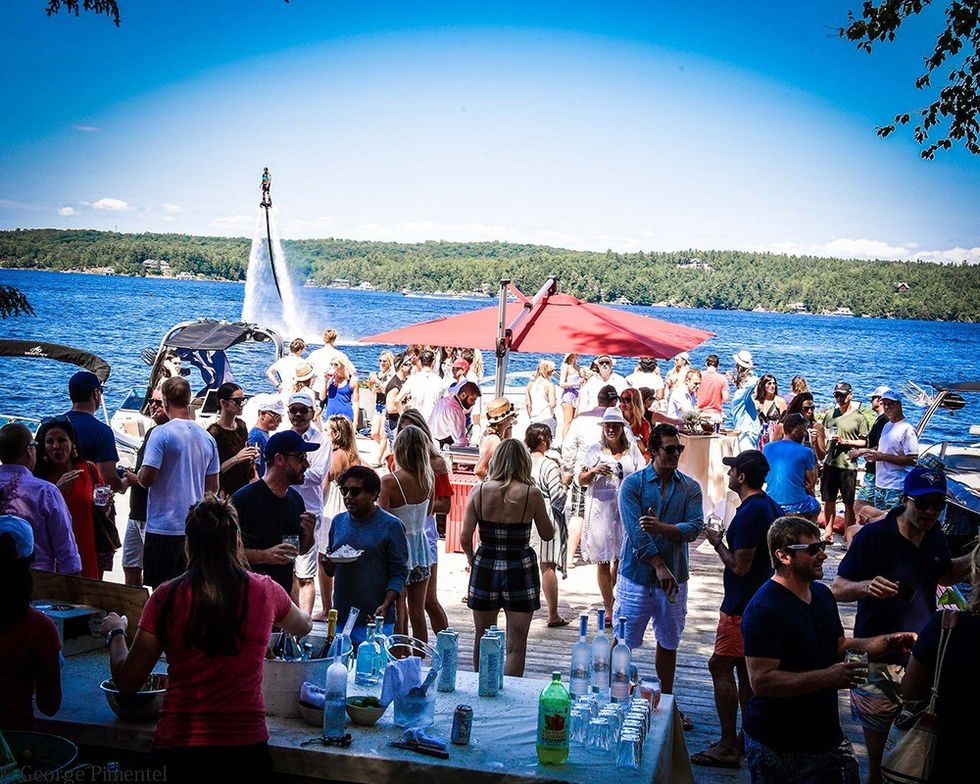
485, 397, 516, 426
293, 361, 315, 382
731, 350, 754, 369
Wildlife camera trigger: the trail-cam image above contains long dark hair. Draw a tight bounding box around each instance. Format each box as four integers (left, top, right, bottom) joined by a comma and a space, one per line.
786, 391, 815, 418
0, 534, 32, 629
32, 415, 79, 478
156, 496, 251, 656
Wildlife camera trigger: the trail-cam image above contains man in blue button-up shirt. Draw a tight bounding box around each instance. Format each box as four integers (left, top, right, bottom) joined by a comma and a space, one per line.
615, 423, 703, 716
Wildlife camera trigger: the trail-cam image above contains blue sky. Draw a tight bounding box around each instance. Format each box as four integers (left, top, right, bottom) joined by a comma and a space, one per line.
2, 1, 978, 262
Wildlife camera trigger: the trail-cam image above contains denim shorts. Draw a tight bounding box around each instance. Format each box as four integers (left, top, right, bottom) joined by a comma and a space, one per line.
122, 518, 146, 569
613, 574, 688, 650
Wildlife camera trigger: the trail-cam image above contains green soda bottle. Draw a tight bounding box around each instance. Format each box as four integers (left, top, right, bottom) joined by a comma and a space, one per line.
536, 670, 570, 765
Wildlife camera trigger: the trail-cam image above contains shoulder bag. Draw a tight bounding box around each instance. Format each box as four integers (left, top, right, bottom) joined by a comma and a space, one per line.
86, 462, 121, 555
881, 609, 959, 784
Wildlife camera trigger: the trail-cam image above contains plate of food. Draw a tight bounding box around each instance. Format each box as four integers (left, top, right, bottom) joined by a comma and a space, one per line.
326, 544, 364, 563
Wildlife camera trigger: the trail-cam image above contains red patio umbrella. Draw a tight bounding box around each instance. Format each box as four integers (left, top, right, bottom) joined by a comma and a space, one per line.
360, 284, 713, 359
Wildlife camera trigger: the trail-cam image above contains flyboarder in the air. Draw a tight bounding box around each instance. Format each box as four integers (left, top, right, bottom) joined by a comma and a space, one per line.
260, 167, 283, 302
261, 167, 272, 207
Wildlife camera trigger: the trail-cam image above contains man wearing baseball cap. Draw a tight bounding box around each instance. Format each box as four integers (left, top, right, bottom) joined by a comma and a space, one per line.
817, 382, 870, 543
66, 370, 124, 496
832, 467, 970, 784
231, 430, 319, 594
852, 390, 918, 514
853, 387, 891, 515
247, 395, 284, 479
695, 450, 782, 768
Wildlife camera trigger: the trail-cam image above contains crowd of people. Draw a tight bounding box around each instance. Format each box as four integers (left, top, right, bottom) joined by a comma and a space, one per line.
0, 330, 974, 784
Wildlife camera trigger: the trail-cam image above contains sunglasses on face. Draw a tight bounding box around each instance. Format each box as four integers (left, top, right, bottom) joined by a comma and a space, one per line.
783, 541, 827, 556
149, 399, 164, 408
289, 407, 312, 416
339, 485, 365, 497
227, 397, 246, 406
661, 444, 685, 456
802, 404, 815, 410
834, 392, 850, 399
911, 496, 946, 512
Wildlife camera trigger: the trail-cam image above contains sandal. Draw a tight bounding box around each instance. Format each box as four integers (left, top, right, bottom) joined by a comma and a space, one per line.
547, 618, 570, 628
690, 750, 740, 769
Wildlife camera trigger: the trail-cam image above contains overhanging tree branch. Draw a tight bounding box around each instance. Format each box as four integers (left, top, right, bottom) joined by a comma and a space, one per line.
841, 0, 980, 158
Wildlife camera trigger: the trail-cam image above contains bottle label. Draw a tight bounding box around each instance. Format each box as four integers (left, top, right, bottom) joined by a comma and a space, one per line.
570, 667, 589, 694
610, 673, 630, 701
538, 707, 568, 746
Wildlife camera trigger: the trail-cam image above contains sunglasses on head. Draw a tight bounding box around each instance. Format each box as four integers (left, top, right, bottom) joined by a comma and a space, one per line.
661, 444, 685, 456
910, 496, 946, 512
339, 485, 365, 497
783, 541, 827, 556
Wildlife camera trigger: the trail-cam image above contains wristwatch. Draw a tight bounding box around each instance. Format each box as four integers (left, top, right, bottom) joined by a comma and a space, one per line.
105, 627, 126, 646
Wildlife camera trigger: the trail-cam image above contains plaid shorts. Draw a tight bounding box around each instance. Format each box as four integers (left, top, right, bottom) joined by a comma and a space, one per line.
744, 735, 859, 784
467, 547, 541, 612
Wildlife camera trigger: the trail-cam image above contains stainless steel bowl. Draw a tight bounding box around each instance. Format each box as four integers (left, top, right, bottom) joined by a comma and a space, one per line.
100, 673, 168, 722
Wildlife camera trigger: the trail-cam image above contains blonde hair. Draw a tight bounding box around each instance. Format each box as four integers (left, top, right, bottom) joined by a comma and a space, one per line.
322, 328, 338, 345
470, 349, 484, 379
328, 416, 361, 466
379, 350, 396, 371
486, 438, 534, 487
397, 409, 443, 463
535, 359, 556, 379
393, 426, 434, 496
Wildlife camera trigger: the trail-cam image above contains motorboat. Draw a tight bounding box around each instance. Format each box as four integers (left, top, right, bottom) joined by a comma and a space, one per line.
110, 319, 285, 451
906, 381, 980, 553
0, 339, 142, 464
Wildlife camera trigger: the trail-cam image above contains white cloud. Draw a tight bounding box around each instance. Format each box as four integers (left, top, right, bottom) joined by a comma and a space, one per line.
161, 203, 184, 214
90, 197, 131, 212
210, 214, 253, 230
760, 238, 980, 265
57, 206, 76, 216
161, 215, 176, 223
72, 124, 102, 132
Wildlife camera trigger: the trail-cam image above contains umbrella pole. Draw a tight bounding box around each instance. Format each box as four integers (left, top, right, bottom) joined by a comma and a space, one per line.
495, 279, 510, 398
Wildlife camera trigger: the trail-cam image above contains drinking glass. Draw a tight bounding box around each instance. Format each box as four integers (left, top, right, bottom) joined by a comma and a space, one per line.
282, 534, 300, 561
93, 484, 112, 508
845, 649, 869, 685
616, 731, 642, 769
569, 708, 586, 745
600, 705, 623, 739
576, 695, 598, 719
586, 717, 612, 755
623, 717, 646, 743
706, 514, 724, 535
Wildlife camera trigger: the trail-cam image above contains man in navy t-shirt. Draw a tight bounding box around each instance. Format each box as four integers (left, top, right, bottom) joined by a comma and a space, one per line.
832, 467, 969, 784
65, 371, 123, 494
693, 449, 781, 769
742, 517, 915, 784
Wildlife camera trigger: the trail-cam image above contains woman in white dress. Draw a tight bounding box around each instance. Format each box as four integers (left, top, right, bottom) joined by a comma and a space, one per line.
577, 408, 644, 625
525, 359, 557, 433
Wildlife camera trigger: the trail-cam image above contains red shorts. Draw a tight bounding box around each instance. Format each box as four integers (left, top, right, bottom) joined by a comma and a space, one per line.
713, 611, 745, 657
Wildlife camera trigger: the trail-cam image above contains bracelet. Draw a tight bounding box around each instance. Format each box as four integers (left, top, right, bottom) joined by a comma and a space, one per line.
105, 627, 126, 646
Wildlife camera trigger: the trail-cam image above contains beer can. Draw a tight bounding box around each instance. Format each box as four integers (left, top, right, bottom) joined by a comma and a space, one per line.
451, 704, 473, 745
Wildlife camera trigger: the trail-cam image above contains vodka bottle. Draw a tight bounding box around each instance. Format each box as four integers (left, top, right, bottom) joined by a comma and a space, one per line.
610, 616, 632, 704
355, 621, 380, 686
589, 609, 611, 704
478, 630, 501, 697
372, 617, 389, 679
569, 613, 592, 699
436, 628, 459, 693
322, 644, 349, 738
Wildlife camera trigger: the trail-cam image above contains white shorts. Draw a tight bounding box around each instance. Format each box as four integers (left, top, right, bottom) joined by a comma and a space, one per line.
294, 544, 318, 580
613, 573, 688, 651
122, 518, 146, 569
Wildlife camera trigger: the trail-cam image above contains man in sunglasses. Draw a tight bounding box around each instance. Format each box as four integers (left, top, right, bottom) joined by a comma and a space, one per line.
853, 390, 918, 516
742, 517, 916, 784
817, 382, 870, 543
832, 467, 970, 784
321, 466, 409, 645
207, 382, 258, 498
617, 423, 704, 730
577, 354, 627, 413
232, 430, 318, 595
852, 387, 891, 517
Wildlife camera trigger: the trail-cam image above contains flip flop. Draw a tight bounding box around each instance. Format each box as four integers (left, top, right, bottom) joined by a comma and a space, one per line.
679, 711, 695, 731
690, 751, 740, 769
547, 618, 570, 628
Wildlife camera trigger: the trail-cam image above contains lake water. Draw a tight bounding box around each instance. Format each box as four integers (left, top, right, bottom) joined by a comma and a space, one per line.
3, 268, 978, 443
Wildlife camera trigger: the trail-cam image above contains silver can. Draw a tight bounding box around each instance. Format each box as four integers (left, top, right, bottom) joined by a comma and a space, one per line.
451, 704, 473, 745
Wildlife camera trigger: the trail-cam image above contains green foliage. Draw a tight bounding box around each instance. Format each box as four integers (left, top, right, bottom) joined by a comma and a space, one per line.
1, 229, 978, 322
841, 0, 980, 158
45, 0, 120, 26
0, 284, 35, 319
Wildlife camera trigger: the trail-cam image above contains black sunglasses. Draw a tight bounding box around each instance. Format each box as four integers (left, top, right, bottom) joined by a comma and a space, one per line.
784, 541, 827, 556
801, 404, 815, 410
339, 485, 365, 497
911, 496, 946, 512
661, 444, 686, 455
226, 397, 246, 406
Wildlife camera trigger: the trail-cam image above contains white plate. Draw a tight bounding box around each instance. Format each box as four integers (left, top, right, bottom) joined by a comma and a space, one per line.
326, 549, 364, 563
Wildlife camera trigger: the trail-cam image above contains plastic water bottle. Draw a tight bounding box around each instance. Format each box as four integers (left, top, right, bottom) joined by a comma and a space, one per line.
569, 613, 592, 699
536, 671, 571, 765
436, 628, 459, 693
590, 609, 611, 704
610, 616, 632, 704
478, 630, 501, 698
322, 642, 349, 739
355, 621, 380, 686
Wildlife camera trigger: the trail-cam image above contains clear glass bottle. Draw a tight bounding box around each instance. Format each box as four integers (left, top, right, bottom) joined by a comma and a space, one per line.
610, 616, 632, 704
569, 613, 592, 699
322, 644, 348, 738
589, 609, 611, 704
355, 621, 379, 686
